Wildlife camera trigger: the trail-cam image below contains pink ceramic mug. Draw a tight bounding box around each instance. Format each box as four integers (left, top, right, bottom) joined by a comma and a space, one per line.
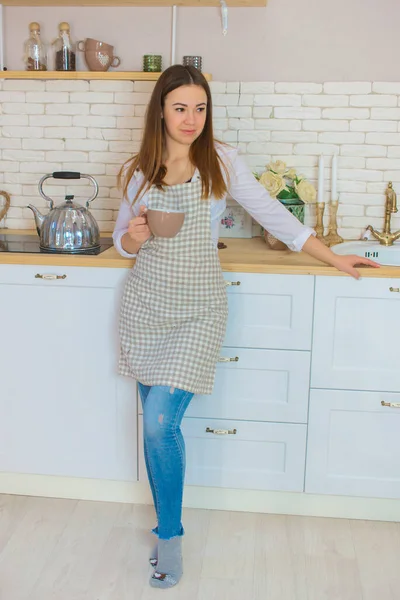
77, 38, 121, 71
146, 209, 185, 238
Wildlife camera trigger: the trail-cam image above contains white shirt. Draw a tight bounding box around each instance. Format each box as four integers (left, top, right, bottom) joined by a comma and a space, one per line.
113, 144, 315, 258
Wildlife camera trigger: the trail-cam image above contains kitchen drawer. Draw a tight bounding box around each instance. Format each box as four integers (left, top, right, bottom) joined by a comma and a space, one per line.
138, 416, 307, 493
187, 347, 310, 424
223, 272, 314, 350
306, 389, 400, 499
0, 263, 127, 288
138, 348, 311, 423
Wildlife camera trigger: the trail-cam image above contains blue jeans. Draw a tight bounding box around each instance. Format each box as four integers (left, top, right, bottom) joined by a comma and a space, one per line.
138, 383, 194, 540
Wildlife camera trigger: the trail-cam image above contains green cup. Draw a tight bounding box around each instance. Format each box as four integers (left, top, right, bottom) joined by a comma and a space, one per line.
143, 54, 162, 72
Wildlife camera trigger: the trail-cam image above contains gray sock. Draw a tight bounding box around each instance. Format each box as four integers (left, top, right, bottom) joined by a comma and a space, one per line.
150, 537, 183, 589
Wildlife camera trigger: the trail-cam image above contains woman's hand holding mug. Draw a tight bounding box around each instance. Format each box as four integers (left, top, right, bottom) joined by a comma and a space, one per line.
128, 206, 152, 248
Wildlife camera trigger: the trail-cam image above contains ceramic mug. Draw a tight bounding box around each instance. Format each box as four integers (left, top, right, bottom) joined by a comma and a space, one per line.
146, 209, 185, 238
77, 38, 121, 71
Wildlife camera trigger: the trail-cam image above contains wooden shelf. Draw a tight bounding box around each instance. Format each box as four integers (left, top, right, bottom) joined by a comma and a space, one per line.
0, 70, 212, 81
0, 1, 267, 6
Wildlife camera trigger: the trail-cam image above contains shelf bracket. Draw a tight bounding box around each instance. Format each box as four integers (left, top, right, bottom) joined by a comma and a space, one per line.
170, 4, 177, 66
0, 4, 4, 71
220, 0, 228, 36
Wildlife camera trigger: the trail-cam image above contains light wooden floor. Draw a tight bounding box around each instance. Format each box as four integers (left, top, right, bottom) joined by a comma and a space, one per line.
0, 494, 399, 600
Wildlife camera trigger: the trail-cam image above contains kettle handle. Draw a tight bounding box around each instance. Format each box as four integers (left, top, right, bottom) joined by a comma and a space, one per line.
39, 172, 99, 208
53, 171, 81, 179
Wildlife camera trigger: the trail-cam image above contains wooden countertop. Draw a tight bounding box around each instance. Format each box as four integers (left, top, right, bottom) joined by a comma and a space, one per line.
1, 230, 400, 278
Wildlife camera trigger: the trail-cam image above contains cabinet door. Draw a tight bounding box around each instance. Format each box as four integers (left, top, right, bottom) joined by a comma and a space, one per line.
138, 415, 307, 493
306, 389, 400, 499
0, 265, 137, 482
186, 347, 310, 424
223, 273, 314, 350
311, 276, 400, 392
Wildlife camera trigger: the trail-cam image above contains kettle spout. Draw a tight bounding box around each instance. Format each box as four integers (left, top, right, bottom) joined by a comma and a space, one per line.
27, 204, 45, 236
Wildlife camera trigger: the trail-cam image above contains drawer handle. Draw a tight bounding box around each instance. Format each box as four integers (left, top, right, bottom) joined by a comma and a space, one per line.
381, 401, 400, 408
389, 287, 400, 292
225, 280, 241, 287
206, 427, 237, 435
218, 356, 239, 363
35, 273, 67, 280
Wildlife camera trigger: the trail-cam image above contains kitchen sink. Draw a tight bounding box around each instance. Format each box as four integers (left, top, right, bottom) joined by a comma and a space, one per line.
331, 240, 400, 266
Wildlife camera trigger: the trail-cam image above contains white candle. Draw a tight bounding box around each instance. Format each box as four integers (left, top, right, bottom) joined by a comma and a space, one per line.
317, 154, 324, 203
331, 153, 338, 201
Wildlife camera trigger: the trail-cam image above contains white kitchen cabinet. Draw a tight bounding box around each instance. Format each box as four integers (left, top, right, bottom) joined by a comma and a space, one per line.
311, 276, 400, 392
223, 273, 314, 350
138, 415, 307, 493
3, 256, 400, 515
0, 265, 137, 482
306, 389, 400, 500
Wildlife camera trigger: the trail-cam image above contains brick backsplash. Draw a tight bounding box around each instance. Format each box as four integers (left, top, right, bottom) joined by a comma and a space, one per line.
1, 78, 400, 240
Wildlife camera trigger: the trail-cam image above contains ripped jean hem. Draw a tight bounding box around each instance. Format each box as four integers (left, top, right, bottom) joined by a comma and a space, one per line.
152, 525, 185, 540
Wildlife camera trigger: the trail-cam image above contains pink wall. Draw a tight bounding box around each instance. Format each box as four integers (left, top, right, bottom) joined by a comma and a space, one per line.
4, 0, 400, 81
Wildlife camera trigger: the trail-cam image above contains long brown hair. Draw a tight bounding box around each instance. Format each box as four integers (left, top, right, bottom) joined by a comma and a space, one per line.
118, 64, 229, 203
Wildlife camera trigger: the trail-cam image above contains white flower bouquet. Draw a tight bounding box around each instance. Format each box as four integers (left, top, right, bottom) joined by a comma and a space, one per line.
255, 161, 317, 250
256, 160, 317, 204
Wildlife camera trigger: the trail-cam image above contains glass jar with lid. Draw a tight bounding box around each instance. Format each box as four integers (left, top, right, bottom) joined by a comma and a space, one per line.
24, 22, 47, 71
53, 22, 76, 71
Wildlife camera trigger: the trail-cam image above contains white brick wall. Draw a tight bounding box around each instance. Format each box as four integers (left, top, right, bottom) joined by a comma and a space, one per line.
2, 78, 400, 238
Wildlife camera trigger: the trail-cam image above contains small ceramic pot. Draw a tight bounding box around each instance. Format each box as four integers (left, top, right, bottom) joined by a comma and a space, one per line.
146, 209, 185, 238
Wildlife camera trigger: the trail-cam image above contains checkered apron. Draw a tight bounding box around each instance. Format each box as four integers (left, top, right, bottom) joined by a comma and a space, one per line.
118, 178, 228, 395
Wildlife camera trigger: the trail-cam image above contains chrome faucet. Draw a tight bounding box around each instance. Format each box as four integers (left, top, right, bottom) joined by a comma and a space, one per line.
366, 182, 400, 246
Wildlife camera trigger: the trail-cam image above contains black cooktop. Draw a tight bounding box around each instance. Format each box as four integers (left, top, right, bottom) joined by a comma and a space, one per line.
0, 234, 114, 255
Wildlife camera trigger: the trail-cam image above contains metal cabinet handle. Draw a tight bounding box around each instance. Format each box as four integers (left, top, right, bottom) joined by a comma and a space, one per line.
389, 287, 400, 293
35, 273, 67, 280
206, 427, 237, 435
218, 356, 239, 363
381, 401, 400, 408
225, 280, 241, 287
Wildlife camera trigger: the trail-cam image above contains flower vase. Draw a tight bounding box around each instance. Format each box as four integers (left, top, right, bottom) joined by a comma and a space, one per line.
263, 197, 305, 250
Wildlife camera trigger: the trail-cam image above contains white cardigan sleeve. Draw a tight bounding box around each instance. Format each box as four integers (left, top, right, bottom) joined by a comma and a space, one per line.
225, 148, 315, 252
112, 172, 146, 258
112, 199, 137, 258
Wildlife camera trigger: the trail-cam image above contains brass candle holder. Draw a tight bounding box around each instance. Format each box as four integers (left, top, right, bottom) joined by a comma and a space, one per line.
324, 200, 343, 247
315, 202, 328, 244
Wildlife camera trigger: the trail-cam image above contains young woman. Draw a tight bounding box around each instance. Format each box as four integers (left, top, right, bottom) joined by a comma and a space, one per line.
113, 65, 378, 589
